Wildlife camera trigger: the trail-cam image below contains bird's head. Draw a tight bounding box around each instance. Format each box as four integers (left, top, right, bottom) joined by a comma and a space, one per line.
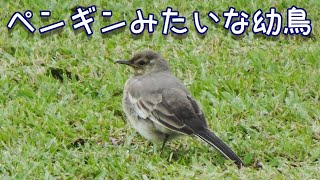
116, 50, 170, 76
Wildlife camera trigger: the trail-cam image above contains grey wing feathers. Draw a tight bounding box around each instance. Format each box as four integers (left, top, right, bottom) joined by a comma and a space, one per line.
128, 88, 207, 135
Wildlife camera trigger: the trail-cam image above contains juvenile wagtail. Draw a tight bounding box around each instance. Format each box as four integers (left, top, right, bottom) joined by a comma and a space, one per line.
116, 50, 244, 168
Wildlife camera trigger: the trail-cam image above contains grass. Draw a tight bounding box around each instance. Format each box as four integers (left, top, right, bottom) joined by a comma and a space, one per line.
1, 0, 319, 179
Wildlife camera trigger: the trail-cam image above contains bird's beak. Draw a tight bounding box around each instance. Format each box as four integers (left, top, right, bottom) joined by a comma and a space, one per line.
115, 60, 132, 65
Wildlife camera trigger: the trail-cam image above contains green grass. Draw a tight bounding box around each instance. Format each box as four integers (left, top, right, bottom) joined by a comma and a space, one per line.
1, 0, 319, 179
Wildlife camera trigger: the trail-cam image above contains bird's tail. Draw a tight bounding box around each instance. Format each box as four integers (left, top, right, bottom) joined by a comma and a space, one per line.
195, 128, 244, 168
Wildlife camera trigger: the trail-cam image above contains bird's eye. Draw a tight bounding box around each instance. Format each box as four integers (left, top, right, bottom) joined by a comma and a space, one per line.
138, 61, 146, 66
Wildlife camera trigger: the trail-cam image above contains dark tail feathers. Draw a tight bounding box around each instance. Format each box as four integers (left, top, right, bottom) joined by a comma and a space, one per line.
195, 128, 244, 169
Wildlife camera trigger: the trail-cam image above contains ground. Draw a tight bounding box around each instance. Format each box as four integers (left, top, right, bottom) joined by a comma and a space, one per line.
0, 0, 319, 179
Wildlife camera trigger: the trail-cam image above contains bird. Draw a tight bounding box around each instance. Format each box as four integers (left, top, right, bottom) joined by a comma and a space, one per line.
115, 50, 244, 168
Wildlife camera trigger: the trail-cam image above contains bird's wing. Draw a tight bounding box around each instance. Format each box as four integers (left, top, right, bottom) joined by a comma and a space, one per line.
128, 88, 207, 134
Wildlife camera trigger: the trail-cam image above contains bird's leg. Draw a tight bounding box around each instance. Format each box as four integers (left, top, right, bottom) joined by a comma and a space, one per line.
161, 134, 169, 151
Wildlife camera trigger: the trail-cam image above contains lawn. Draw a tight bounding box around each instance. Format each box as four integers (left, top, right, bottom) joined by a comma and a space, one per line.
0, 0, 319, 179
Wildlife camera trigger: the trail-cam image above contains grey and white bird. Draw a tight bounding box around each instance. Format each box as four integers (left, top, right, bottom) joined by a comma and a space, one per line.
116, 50, 244, 168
